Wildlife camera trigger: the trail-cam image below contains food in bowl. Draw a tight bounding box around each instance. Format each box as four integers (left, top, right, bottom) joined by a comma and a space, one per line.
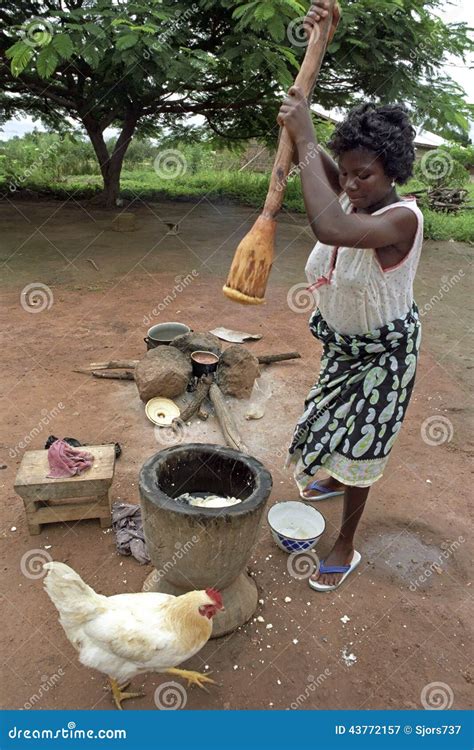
267, 500, 325, 553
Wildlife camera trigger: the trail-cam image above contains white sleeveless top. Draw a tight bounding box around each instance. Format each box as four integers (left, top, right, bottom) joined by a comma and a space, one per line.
305, 193, 424, 335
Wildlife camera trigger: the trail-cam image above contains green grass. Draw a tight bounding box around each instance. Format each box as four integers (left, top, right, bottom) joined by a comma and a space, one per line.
1, 169, 473, 243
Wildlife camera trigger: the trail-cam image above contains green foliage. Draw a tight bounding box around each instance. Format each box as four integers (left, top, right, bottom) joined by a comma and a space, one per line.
414, 148, 470, 189
444, 143, 474, 170
1, 154, 472, 242
0, 131, 100, 183
1, 0, 472, 202
313, 117, 335, 148
2, 0, 473, 140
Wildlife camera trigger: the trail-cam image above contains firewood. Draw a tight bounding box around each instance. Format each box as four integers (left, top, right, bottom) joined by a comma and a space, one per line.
177, 375, 212, 422
91, 371, 135, 380
257, 352, 301, 364
88, 360, 140, 370
209, 383, 248, 453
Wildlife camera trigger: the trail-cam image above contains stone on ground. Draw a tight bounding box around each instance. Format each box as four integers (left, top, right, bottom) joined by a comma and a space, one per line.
135, 346, 192, 402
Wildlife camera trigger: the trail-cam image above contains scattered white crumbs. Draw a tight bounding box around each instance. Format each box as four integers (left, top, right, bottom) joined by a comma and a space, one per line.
44, 545, 52, 550
266, 623, 273, 630
257, 616, 265, 622
233, 665, 238, 670
284, 596, 292, 603
10, 527, 16, 532
341, 648, 357, 666
258, 598, 264, 605
277, 679, 281, 685
292, 639, 299, 645
340, 615, 350, 624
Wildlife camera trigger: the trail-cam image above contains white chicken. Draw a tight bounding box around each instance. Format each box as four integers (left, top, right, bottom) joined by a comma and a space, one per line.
43, 561, 224, 709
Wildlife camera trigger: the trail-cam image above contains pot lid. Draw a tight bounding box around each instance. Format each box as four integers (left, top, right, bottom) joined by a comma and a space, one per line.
145, 397, 180, 426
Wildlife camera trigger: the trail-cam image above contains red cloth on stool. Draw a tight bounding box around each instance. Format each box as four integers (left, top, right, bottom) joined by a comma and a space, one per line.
47, 439, 94, 478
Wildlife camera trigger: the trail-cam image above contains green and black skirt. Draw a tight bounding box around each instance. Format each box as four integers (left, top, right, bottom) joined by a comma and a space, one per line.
286, 304, 421, 488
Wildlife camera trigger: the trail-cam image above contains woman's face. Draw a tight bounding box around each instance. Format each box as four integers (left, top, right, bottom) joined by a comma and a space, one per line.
338, 148, 393, 209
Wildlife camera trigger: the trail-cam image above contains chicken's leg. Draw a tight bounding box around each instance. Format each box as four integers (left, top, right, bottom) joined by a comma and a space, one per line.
108, 677, 144, 710
163, 667, 217, 691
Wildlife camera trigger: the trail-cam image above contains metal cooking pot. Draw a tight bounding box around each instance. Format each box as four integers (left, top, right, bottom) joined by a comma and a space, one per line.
144, 322, 192, 350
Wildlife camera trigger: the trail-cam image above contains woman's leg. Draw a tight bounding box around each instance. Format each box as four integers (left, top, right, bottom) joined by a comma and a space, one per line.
310, 484, 370, 587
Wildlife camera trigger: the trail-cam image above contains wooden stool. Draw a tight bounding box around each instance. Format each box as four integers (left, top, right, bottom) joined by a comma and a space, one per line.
14, 445, 116, 535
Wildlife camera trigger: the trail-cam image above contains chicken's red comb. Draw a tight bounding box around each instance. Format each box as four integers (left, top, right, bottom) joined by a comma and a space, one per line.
205, 588, 223, 608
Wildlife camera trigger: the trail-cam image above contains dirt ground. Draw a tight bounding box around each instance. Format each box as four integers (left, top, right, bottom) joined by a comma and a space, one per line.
0, 197, 472, 712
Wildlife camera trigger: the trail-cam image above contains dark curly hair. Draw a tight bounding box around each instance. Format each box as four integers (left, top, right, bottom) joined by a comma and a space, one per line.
328, 103, 417, 185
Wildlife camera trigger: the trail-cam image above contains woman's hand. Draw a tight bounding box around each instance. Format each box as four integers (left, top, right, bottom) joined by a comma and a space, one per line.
277, 85, 315, 146
303, 1, 341, 44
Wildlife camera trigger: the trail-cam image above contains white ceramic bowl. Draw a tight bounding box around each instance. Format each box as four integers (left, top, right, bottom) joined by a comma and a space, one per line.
267, 501, 325, 553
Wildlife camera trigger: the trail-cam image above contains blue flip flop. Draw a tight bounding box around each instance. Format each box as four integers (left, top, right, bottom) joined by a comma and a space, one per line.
299, 479, 344, 502
309, 550, 361, 592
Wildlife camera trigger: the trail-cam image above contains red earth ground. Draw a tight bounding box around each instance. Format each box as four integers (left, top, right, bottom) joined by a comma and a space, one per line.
0, 197, 472, 711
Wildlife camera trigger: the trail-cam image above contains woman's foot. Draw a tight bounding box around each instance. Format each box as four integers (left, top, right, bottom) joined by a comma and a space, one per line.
301, 476, 344, 500
310, 538, 354, 588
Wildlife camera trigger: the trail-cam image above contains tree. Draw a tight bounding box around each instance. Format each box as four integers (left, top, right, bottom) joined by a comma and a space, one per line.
1, 0, 472, 206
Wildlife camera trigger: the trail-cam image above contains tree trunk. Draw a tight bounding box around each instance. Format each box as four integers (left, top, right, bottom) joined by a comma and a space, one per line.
82, 111, 138, 208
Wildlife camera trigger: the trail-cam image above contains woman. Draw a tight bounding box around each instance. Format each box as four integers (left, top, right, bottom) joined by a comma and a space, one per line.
278, 2, 423, 592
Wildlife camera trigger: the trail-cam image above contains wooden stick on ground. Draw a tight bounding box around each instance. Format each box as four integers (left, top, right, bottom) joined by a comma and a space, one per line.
209, 383, 248, 453
91, 371, 135, 380
88, 360, 140, 370
81, 352, 301, 373
257, 351, 300, 364
73, 368, 136, 379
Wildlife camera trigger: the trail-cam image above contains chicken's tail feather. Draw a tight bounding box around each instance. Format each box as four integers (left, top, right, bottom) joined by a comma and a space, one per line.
43, 561, 107, 626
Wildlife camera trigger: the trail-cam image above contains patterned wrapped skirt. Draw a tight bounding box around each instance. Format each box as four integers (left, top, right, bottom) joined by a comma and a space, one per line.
286, 304, 421, 488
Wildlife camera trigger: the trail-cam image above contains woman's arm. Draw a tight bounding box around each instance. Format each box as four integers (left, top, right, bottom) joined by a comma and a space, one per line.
298, 140, 417, 248
279, 88, 417, 251
293, 143, 341, 195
